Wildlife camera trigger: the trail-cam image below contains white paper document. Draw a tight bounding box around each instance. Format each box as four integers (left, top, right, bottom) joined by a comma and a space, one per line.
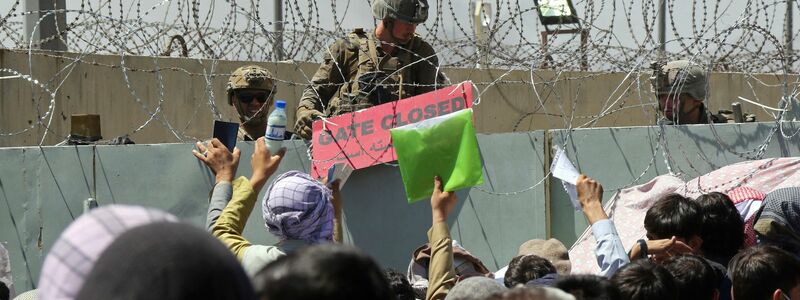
327, 163, 354, 189
550, 145, 582, 211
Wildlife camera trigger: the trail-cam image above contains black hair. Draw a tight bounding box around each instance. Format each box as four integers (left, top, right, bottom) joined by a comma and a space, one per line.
75, 222, 255, 300
385, 268, 415, 300
554, 274, 621, 300
728, 245, 800, 300
611, 259, 677, 300
644, 194, 703, 240
697, 192, 744, 265
0, 281, 8, 300
504, 255, 557, 288
663, 254, 719, 300
254, 244, 393, 300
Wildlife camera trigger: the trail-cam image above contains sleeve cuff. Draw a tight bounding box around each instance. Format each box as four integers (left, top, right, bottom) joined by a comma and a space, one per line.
592, 219, 618, 238
231, 176, 255, 194
212, 181, 233, 193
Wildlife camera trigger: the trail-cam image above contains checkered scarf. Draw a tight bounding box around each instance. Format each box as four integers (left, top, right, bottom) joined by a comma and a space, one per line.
755, 187, 800, 254
262, 171, 334, 244
727, 186, 766, 247
38, 205, 178, 300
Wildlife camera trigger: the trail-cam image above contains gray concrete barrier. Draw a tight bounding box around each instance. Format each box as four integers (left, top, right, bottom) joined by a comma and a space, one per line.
2, 121, 799, 291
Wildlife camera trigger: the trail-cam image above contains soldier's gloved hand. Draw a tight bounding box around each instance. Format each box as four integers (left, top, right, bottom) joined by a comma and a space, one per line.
295, 110, 324, 140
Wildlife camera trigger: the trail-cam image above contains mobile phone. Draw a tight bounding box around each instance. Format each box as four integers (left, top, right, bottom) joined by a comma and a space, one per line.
213, 120, 240, 151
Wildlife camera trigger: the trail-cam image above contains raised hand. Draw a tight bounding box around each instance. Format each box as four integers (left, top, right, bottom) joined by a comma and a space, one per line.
576, 174, 608, 224
431, 176, 458, 224
193, 138, 241, 183
250, 137, 286, 191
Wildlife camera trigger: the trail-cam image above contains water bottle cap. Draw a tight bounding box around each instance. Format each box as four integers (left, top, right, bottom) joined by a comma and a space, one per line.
275, 100, 286, 109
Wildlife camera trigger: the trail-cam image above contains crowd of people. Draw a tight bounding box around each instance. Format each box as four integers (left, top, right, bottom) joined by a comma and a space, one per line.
1, 136, 799, 300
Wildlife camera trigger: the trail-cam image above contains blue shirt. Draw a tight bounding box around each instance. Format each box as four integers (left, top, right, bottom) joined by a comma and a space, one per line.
592, 219, 630, 278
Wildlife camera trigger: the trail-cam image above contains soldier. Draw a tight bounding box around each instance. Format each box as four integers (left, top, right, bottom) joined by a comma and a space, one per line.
226, 65, 278, 141
294, 0, 445, 139
651, 60, 755, 125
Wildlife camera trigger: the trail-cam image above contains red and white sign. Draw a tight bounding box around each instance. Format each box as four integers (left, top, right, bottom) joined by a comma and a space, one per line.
311, 81, 474, 178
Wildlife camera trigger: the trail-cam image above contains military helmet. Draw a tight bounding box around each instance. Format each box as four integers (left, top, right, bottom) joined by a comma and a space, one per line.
650, 60, 707, 101
226, 65, 276, 105
371, 0, 429, 24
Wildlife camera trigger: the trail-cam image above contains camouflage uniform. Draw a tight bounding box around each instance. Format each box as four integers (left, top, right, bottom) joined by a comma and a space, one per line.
651, 60, 756, 125
294, 0, 443, 139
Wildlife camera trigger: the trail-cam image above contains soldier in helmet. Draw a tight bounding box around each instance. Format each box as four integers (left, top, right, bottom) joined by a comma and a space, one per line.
651, 60, 755, 125
226, 65, 278, 141
293, 0, 445, 139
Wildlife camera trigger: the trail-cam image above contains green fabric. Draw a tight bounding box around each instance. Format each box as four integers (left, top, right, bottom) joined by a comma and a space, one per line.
390, 109, 484, 203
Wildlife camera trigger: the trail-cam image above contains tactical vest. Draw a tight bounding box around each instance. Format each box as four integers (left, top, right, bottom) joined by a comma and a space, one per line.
330, 28, 419, 115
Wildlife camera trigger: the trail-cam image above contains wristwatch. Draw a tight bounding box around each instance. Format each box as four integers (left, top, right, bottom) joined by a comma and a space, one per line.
636, 239, 648, 259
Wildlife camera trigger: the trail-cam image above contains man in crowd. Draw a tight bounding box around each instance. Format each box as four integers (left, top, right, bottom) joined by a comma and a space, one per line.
294, 0, 444, 139
728, 245, 800, 300
650, 60, 755, 125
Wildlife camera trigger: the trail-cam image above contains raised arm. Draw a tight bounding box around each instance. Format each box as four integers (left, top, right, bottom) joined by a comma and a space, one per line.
576, 175, 629, 278
327, 179, 345, 243
425, 176, 459, 300
211, 138, 285, 260
248, 137, 286, 192
193, 138, 241, 231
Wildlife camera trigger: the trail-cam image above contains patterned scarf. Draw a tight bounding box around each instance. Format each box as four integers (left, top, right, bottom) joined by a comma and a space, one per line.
262, 171, 334, 244
38, 205, 178, 300
754, 187, 800, 256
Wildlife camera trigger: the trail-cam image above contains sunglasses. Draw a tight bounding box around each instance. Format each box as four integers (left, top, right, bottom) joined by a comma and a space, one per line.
236, 91, 271, 104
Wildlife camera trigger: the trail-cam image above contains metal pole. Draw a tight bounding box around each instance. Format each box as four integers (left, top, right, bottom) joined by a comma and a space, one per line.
786, 0, 794, 65
731, 102, 744, 123
472, 0, 489, 68
24, 0, 68, 51
274, 0, 284, 61
658, 0, 666, 56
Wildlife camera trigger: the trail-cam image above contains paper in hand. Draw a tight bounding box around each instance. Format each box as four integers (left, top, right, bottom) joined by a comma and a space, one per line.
550, 145, 582, 211
327, 163, 354, 189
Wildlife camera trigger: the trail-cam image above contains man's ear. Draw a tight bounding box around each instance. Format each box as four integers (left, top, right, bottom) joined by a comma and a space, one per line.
772, 289, 784, 300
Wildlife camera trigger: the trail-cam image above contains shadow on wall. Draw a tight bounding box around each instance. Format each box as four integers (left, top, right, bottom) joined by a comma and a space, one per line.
340, 164, 469, 271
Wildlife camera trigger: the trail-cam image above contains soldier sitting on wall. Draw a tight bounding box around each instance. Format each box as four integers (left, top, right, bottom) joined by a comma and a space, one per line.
293, 0, 445, 140
650, 60, 756, 125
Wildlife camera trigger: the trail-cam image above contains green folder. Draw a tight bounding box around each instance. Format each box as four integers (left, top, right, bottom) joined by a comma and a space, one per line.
390, 108, 485, 203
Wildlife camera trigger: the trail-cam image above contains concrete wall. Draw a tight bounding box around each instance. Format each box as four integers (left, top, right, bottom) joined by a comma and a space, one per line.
0, 132, 548, 291
551, 121, 800, 246
2, 122, 799, 291
1, 49, 795, 146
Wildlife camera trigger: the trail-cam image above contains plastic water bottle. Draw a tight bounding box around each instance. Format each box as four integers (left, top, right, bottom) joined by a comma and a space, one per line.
265, 100, 287, 154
